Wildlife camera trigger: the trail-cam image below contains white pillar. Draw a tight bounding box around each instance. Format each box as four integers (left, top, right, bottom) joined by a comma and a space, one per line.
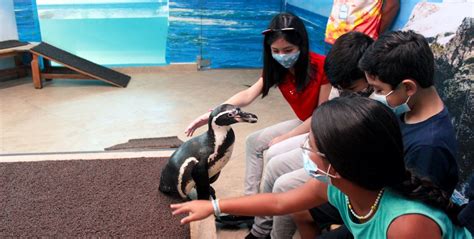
0, 0, 18, 41
0, 0, 19, 69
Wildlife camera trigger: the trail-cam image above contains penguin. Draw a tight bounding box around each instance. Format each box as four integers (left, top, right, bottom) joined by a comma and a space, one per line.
159, 104, 258, 200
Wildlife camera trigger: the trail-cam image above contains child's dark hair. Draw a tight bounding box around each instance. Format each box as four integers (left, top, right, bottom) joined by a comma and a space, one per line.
324, 31, 374, 89
262, 12, 312, 98
358, 30, 434, 89
311, 96, 461, 224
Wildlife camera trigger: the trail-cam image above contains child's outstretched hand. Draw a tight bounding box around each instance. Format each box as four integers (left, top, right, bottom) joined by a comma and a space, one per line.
170, 200, 214, 224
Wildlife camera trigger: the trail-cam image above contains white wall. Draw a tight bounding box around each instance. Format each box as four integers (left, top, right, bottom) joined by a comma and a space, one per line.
0, 0, 18, 41
0, 0, 19, 69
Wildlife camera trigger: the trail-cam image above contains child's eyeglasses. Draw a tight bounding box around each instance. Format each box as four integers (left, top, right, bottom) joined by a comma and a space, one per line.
300, 137, 326, 158
261, 27, 295, 35
336, 85, 374, 98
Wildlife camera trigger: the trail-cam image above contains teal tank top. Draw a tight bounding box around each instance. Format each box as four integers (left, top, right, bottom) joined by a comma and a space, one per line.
327, 185, 472, 239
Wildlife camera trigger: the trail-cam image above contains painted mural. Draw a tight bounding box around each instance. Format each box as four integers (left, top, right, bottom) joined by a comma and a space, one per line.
403, 2, 473, 199
167, 0, 282, 68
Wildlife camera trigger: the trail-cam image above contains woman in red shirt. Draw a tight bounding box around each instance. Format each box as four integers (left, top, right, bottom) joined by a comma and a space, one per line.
184, 12, 330, 238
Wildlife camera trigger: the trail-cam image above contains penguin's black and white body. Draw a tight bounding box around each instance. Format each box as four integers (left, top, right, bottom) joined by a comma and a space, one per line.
159, 104, 258, 200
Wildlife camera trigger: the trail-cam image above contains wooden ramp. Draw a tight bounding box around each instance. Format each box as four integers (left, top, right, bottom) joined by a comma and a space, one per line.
0, 40, 32, 80
0, 40, 28, 50
29, 42, 131, 89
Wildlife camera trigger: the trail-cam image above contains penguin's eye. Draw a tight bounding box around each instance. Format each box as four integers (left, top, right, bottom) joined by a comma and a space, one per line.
227, 109, 238, 117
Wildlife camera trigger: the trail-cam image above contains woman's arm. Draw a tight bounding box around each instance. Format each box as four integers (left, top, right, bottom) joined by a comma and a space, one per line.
269, 83, 331, 146
184, 77, 264, 136
317, 83, 331, 106
171, 179, 328, 224
269, 117, 311, 146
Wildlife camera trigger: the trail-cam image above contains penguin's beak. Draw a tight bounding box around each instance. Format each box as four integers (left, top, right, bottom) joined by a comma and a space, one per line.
237, 111, 258, 123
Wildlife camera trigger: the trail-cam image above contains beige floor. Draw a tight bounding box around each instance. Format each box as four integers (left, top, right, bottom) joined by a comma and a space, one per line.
0, 65, 296, 238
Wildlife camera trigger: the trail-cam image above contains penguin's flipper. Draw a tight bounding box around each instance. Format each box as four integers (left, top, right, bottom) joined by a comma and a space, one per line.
192, 160, 211, 200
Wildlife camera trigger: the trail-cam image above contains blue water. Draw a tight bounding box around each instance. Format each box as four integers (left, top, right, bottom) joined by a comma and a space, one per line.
167, 0, 282, 68
37, 2, 169, 66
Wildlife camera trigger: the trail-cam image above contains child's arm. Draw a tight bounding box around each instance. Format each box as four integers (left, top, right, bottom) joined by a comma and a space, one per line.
171, 179, 328, 224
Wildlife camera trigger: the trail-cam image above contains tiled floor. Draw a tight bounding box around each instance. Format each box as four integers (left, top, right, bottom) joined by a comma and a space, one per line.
0, 66, 295, 238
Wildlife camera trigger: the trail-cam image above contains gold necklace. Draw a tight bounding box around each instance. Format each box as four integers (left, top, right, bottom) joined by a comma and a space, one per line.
346, 188, 384, 220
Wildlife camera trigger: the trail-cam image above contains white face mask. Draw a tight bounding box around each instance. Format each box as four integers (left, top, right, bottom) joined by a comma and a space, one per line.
301, 140, 336, 184
369, 90, 411, 116
272, 50, 300, 68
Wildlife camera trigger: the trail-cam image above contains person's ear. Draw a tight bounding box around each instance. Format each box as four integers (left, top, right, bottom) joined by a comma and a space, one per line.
401, 79, 417, 97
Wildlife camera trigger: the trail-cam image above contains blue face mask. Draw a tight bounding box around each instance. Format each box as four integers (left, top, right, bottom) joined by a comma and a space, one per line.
302, 147, 335, 185
369, 90, 411, 116
272, 50, 300, 68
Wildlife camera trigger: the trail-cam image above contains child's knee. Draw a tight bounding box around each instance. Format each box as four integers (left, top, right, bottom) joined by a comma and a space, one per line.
273, 174, 293, 193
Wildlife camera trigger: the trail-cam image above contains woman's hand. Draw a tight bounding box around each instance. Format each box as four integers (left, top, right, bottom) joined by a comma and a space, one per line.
184, 111, 211, 137
170, 200, 214, 224
268, 134, 291, 147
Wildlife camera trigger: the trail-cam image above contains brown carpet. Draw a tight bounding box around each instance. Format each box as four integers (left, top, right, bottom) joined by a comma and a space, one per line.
0, 157, 190, 238
105, 136, 183, 151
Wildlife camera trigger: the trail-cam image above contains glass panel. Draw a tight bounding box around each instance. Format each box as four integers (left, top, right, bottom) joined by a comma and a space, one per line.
36, 0, 169, 66
168, 0, 283, 69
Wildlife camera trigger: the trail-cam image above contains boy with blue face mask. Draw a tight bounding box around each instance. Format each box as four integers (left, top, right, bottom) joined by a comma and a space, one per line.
359, 30, 459, 197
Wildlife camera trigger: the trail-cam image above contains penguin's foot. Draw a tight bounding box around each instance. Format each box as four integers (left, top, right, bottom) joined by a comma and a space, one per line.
209, 186, 216, 200
244, 231, 271, 239
215, 214, 254, 227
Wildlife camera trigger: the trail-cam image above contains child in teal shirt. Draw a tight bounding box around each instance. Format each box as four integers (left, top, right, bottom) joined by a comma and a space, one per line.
171, 96, 472, 238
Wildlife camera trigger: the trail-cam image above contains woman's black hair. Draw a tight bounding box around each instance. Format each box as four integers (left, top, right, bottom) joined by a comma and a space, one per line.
311, 96, 462, 224
261, 12, 312, 98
